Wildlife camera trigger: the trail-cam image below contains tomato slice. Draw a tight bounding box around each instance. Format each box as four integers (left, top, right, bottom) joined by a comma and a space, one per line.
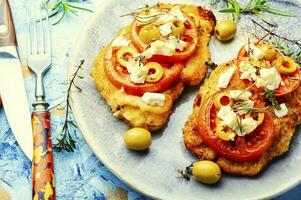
197, 93, 275, 162
104, 47, 184, 96
274, 69, 300, 96
130, 12, 198, 62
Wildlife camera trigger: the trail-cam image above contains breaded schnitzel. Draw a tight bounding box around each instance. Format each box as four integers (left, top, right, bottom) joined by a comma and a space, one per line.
183, 46, 301, 175
91, 3, 216, 131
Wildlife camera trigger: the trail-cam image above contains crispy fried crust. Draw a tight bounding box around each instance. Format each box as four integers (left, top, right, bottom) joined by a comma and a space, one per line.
183, 61, 301, 176
91, 4, 216, 131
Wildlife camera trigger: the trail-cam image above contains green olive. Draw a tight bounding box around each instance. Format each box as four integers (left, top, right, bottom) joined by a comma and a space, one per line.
138, 25, 161, 44
259, 44, 277, 61
216, 120, 236, 141
192, 160, 221, 184
171, 19, 185, 37
215, 20, 237, 42
213, 92, 234, 110
145, 62, 164, 82
116, 46, 138, 67
124, 128, 152, 151
273, 56, 298, 75
245, 112, 265, 126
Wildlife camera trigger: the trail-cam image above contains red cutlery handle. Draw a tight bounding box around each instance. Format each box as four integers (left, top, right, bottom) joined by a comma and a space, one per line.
32, 111, 55, 200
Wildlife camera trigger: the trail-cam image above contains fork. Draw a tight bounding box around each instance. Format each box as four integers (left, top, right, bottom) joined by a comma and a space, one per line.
27, 5, 56, 200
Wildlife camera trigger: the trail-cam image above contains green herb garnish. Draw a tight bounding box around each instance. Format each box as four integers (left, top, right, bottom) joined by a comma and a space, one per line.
236, 115, 244, 135
44, 0, 93, 25
263, 90, 280, 110
220, 0, 295, 26
121, 5, 163, 25
53, 60, 85, 152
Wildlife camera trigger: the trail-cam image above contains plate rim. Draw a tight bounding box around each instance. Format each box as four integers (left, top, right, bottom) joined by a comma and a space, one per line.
67, 1, 301, 199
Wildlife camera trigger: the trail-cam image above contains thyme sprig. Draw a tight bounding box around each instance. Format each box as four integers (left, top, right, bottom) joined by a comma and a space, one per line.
263, 90, 280, 110
220, 0, 295, 26
44, 0, 93, 25
53, 60, 85, 152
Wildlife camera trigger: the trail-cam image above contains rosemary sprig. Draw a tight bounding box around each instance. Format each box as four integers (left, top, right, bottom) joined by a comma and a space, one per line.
236, 115, 244, 135
44, 0, 93, 25
220, 0, 295, 26
232, 101, 267, 114
121, 5, 163, 25
53, 60, 85, 152
263, 90, 280, 110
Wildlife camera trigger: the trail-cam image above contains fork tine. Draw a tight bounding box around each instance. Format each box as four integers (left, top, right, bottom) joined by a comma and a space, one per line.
39, 8, 44, 54
26, 6, 32, 55
43, 6, 52, 55
32, 11, 38, 55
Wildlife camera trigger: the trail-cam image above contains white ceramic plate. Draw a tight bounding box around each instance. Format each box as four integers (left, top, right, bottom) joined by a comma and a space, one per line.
68, 0, 301, 199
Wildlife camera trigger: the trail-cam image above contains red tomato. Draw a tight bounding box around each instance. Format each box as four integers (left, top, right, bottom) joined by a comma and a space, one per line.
274, 69, 300, 96
197, 93, 275, 162
104, 48, 184, 96
130, 13, 198, 62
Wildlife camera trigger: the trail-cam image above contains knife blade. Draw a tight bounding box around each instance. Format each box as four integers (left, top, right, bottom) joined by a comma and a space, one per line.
0, 0, 33, 160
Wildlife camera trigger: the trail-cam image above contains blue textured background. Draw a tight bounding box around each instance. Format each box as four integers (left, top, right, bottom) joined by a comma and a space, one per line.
0, 0, 300, 199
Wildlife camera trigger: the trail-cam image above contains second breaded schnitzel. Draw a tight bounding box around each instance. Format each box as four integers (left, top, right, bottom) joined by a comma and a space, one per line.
183, 60, 301, 176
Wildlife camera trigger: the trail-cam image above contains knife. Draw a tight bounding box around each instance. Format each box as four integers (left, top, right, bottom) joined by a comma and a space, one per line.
0, 0, 33, 160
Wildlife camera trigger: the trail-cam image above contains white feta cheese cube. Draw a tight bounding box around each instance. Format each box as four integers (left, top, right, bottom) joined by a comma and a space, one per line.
168, 36, 187, 51
239, 61, 257, 81
238, 117, 258, 136
142, 40, 175, 59
245, 43, 264, 60
159, 22, 173, 36
217, 67, 236, 88
259, 67, 282, 90
274, 103, 288, 117
130, 66, 148, 84
217, 106, 239, 131
141, 92, 166, 107
170, 7, 186, 23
